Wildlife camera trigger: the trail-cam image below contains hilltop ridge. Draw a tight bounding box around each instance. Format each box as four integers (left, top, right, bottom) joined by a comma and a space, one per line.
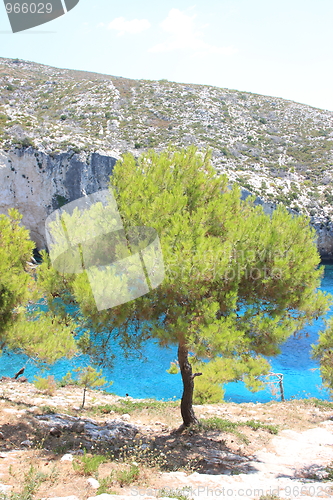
0, 57, 333, 254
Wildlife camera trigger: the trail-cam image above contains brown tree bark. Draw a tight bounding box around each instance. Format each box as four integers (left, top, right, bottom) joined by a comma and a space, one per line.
177, 339, 201, 427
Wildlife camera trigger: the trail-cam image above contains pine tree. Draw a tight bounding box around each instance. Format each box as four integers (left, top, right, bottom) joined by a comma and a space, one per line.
0, 209, 77, 364
0, 208, 34, 341
40, 147, 330, 426
74, 366, 109, 409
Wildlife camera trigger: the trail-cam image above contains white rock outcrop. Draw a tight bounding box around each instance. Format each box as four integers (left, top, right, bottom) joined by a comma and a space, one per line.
0, 147, 117, 248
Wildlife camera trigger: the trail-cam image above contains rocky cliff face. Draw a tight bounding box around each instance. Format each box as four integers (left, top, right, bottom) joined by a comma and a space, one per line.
0, 147, 116, 248
313, 223, 333, 260
1, 146, 332, 259
241, 188, 333, 261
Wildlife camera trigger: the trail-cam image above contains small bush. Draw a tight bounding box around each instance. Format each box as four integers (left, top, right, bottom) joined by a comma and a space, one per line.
244, 419, 279, 434
158, 488, 190, 500
115, 464, 139, 486
96, 472, 115, 494
94, 399, 177, 415
113, 439, 169, 470
303, 398, 333, 410
72, 451, 108, 475
1, 464, 51, 500
14, 137, 34, 148
200, 417, 238, 432
40, 405, 57, 414
325, 462, 333, 480
199, 416, 279, 443
55, 195, 69, 209
34, 375, 57, 396
220, 146, 231, 158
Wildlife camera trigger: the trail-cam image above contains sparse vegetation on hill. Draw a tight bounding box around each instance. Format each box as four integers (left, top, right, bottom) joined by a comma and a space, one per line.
0, 57, 333, 226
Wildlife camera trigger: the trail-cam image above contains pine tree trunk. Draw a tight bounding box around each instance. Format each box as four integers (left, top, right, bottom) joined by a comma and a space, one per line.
81, 387, 86, 409
178, 340, 199, 427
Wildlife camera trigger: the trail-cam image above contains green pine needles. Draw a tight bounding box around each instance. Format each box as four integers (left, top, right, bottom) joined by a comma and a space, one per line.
0, 209, 76, 364
25, 146, 333, 425
109, 147, 331, 424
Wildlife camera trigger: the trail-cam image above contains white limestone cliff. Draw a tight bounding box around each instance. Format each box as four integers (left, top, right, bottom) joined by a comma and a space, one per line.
1, 146, 332, 260
0, 147, 116, 248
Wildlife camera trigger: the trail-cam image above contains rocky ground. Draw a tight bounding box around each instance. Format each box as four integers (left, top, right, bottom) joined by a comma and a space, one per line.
0, 380, 332, 499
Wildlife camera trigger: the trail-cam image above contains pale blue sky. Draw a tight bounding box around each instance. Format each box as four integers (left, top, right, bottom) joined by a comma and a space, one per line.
1, 0, 333, 111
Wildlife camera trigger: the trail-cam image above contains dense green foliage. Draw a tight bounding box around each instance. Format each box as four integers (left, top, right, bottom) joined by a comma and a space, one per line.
110, 147, 330, 410
0, 209, 34, 339
0, 209, 76, 364
312, 318, 333, 393
38, 147, 331, 424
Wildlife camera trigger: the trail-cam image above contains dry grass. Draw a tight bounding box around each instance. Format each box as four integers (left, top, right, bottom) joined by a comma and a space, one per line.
0, 381, 331, 498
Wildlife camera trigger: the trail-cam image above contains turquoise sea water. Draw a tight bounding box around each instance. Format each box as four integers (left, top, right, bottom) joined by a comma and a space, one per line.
2, 264, 333, 403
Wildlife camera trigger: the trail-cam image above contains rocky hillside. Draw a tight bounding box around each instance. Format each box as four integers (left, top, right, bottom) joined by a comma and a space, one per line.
0, 57, 333, 255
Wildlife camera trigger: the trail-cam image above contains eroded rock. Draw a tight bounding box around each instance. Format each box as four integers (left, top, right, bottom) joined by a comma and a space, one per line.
36, 413, 138, 442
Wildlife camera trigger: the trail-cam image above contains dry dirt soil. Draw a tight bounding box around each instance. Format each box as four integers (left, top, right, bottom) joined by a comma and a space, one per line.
0, 380, 332, 499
